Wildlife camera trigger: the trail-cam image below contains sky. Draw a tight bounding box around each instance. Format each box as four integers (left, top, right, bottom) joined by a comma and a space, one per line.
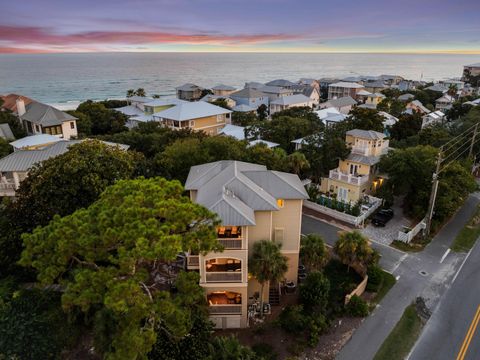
0, 0, 479, 54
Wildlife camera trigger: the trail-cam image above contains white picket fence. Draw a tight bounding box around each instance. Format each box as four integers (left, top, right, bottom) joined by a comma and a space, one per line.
397, 218, 427, 243
304, 196, 382, 228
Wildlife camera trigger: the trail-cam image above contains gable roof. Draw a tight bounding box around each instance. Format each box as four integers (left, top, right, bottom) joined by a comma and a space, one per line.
0, 139, 129, 172
185, 161, 307, 226
265, 79, 296, 87
398, 93, 415, 101
0, 94, 35, 113
436, 94, 454, 103
346, 129, 386, 140
302, 87, 318, 97
153, 101, 231, 121
0, 124, 14, 141
258, 85, 292, 95
270, 94, 311, 106
329, 82, 364, 89
21, 102, 77, 127
326, 96, 357, 108
175, 83, 203, 91
114, 105, 144, 117
230, 88, 265, 99
425, 84, 448, 92
408, 100, 430, 114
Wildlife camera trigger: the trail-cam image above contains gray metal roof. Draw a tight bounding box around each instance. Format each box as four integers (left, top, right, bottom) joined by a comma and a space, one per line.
265, 79, 296, 87
398, 93, 415, 101
346, 129, 386, 140
327, 96, 357, 108
185, 160, 307, 226
0, 140, 129, 172
270, 94, 311, 106
258, 85, 291, 95
347, 153, 381, 166
175, 83, 203, 91
230, 88, 265, 99
21, 102, 77, 127
153, 101, 231, 121
0, 124, 14, 141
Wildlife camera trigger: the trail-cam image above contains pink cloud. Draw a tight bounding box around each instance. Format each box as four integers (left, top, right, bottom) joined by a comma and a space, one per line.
0, 25, 300, 52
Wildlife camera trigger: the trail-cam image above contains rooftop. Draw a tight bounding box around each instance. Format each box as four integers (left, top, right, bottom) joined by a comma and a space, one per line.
127, 96, 154, 103
114, 105, 144, 117
326, 96, 357, 108
175, 83, 204, 91
230, 88, 265, 99
232, 104, 256, 112
347, 129, 386, 140
153, 101, 231, 121
10, 134, 62, 149
329, 82, 364, 89
185, 161, 307, 226
0, 93, 35, 113
144, 98, 187, 107
212, 84, 236, 91
270, 94, 312, 106
0, 124, 14, 141
265, 79, 296, 87
21, 102, 77, 127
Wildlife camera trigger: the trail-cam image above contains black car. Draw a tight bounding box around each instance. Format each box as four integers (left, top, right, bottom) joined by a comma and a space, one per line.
371, 208, 394, 227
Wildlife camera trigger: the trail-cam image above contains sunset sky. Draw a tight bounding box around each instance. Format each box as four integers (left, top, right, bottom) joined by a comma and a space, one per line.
1, 0, 479, 54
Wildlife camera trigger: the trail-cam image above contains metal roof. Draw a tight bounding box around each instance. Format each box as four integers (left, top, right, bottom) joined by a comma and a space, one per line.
21, 102, 77, 127
329, 82, 364, 89
219, 124, 246, 140
230, 88, 265, 99
265, 79, 296, 87
185, 160, 307, 226
153, 101, 231, 121
0, 124, 14, 141
10, 134, 62, 149
212, 84, 236, 91
270, 94, 311, 106
232, 104, 256, 112
347, 153, 381, 166
175, 83, 203, 91
326, 96, 357, 108
346, 129, 386, 140
114, 105, 144, 116
0, 140, 129, 172
127, 96, 153, 103
144, 98, 187, 107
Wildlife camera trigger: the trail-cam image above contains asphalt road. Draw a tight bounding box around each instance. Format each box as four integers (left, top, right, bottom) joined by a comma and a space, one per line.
302, 214, 407, 274
301, 192, 480, 360
410, 240, 480, 360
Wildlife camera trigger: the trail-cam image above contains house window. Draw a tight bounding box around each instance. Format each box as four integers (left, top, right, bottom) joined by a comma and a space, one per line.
274, 228, 284, 243
189, 120, 195, 127
277, 199, 284, 208
70, 122, 75, 129
217, 114, 223, 123
35, 125, 40, 132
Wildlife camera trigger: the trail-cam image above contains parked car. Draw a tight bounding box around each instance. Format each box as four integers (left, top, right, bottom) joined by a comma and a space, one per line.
371, 208, 394, 227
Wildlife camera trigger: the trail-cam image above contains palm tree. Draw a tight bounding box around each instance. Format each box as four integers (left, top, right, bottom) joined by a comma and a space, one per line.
448, 84, 458, 97
300, 234, 328, 271
135, 88, 146, 97
249, 240, 288, 317
333, 231, 373, 273
126, 89, 135, 98
286, 151, 310, 175
207, 336, 257, 360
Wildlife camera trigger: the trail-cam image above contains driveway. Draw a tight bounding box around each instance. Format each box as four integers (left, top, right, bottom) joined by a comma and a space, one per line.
361, 198, 412, 246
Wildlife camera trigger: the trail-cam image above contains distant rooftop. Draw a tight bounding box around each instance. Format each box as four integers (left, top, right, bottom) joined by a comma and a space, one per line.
153, 101, 231, 121
346, 129, 386, 140
329, 82, 364, 89
270, 94, 311, 106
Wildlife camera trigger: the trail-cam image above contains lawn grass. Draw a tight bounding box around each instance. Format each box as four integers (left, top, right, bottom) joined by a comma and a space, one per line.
451, 206, 480, 252
391, 239, 428, 253
373, 304, 424, 360
372, 271, 396, 304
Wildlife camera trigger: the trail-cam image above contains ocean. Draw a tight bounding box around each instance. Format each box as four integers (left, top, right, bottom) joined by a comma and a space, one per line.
0, 52, 478, 107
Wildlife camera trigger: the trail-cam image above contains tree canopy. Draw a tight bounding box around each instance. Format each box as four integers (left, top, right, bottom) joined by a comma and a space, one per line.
20, 177, 222, 359
333, 231, 373, 273
300, 234, 329, 271
73, 100, 128, 135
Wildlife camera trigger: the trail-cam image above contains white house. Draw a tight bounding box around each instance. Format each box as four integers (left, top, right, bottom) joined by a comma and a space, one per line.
269, 94, 313, 115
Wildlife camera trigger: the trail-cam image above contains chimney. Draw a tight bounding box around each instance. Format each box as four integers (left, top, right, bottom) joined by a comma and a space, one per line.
16, 98, 26, 117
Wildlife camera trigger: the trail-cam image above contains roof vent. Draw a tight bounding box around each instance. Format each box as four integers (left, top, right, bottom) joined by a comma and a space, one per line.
224, 187, 235, 198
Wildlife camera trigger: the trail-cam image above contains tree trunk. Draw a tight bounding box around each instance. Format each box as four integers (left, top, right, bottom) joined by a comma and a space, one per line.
259, 282, 265, 318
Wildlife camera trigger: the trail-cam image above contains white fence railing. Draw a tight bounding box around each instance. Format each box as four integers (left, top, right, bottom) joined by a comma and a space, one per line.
206, 272, 242, 283
217, 238, 243, 249
397, 218, 426, 243
209, 305, 242, 314
329, 169, 369, 186
304, 196, 382, 227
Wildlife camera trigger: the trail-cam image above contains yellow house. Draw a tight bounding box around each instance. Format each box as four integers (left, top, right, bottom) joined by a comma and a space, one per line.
365, 93, 386, 107
153, 101, 232, 135
322, 129, 388, 203
185, 161, 308, 328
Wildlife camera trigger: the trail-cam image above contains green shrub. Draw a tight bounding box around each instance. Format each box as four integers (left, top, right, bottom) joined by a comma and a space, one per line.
299, 271, 330, 313
286, 342, 306, 356
346, 295, 369, 317
366, 265, 384, 292
306, 313, 328, 347
279, 305, 307, 334
252, 343, 277, 360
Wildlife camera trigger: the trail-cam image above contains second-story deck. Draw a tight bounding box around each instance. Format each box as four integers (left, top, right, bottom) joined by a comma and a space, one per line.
329, 169, 369, 186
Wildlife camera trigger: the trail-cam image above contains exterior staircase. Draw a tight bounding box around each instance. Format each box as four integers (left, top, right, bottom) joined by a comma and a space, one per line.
269, 284, 280, 306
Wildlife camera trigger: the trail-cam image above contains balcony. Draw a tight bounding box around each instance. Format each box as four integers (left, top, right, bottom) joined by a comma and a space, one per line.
217, 226, 243, 250
187, 255, 199, 270
329, 169, 369, 186
208, 291, 242, 314
218, 238, 243, 249
205, 258, 243, 283
0, 179, 16, 196
351, 146, 371, 156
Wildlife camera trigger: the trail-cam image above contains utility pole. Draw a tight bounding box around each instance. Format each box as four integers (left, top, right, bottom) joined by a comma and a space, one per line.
424, 149, 443, 238
469, 123, 478, 158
